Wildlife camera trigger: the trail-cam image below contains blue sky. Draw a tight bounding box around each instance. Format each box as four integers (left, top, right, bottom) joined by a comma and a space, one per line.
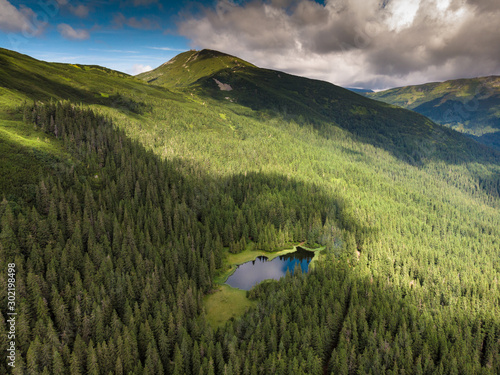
1, 0, 500, 89
0, 0, 198, 74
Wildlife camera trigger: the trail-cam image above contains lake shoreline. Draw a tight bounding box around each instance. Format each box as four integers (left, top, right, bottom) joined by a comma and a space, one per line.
218, 244, 325, 288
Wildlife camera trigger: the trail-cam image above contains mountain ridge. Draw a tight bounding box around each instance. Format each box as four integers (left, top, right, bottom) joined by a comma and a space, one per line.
139, 49, 500, 165
1, 46, 498, 166
367, 76, 500, 150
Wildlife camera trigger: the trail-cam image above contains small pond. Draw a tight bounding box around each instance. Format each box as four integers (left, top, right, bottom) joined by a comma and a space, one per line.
225, 246, 315, 290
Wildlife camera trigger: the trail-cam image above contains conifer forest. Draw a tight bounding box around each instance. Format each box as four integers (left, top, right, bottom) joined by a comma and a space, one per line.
1, 47, 500, 375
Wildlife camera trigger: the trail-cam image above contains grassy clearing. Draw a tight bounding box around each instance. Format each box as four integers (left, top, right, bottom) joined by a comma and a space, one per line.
0, 117, 69, 198
205, 244, 325, 328
306, 246, 326, 270
204, 284, 256, 329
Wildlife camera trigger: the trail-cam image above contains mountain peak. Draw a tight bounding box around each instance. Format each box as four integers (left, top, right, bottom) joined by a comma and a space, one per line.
197, 49, 234, 58
137, 49, 254, 88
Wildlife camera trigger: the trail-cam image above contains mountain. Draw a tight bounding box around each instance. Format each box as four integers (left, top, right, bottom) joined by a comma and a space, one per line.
0, 47, 181, 196
1, 48, 500, 374
137, 49, 255, 88
0, 47, 179, 110
367, 76, 500, 150
139, 49, 498, 166
345, 87, 374, 94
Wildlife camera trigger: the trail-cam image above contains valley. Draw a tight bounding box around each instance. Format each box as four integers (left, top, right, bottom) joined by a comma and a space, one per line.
0, 48, 499, 374
367, 76, 500, 151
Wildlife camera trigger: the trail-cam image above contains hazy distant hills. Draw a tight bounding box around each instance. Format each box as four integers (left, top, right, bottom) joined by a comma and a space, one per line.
367, 77, 500, 150
345, 88, 374, 94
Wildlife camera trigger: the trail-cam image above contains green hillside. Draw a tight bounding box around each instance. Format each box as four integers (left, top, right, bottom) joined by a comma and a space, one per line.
0, 113, 70, 200
140, 50, 499, 166
0, 47, 179, 112
137, 49, 255, 88
0, 47, 183, 197
368, 76, 500, 149
1, 48, 500, 374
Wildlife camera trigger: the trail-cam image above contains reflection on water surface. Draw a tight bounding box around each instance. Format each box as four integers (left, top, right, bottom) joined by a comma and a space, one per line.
225, 247, 314, 290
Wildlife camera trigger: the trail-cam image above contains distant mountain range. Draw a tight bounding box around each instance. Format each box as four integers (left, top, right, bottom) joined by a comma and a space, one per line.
367, 77, 500, 150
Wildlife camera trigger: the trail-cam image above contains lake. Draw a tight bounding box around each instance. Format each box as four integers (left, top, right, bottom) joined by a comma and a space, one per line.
225, 246, 314, 290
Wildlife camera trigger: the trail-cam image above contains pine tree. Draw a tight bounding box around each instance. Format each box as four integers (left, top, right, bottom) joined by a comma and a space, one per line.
86, 341, 99, 375
172, 344, 184, 375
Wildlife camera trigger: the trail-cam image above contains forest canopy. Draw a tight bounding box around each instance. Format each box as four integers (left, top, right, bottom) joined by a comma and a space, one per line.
1, 48, 500, 374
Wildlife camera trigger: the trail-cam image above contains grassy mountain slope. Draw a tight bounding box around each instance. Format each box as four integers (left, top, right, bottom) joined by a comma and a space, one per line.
367, 76, 500, 148
139, 50, 499, 166
137, 49, 255, 88
0, 47, 179, 111
0, 47, 184, 196
1, 48, 500, 374
0, 113, 70, 200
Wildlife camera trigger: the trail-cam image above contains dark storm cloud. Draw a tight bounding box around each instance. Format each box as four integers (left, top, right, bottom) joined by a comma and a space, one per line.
177, 0, 500, 89
465, 0, 500, 12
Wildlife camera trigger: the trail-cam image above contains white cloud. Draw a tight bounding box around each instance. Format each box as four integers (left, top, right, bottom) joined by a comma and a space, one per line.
90, 48, 139, 53
148, 47, 185, 51
57, 23, 90, 40
178, 0, 500, 90
129, 64, 153, 75
385, 0, 421, 31
69, 4, 89, 18
0, 0, 37, 33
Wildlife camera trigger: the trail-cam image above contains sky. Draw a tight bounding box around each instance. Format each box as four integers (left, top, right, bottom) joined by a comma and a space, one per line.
1, 0, 500, 90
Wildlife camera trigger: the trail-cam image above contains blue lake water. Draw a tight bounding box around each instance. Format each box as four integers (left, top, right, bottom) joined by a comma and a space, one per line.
225, 247, 314, 290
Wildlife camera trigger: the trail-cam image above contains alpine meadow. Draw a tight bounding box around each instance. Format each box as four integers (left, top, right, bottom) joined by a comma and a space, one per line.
1, 39, 500, 375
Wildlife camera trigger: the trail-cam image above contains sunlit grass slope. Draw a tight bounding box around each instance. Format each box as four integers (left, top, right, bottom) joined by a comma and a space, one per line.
0, 111, 70, 199
0, 47, 181, 198
137, 49, 255, 88
0, 47, 179, 110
